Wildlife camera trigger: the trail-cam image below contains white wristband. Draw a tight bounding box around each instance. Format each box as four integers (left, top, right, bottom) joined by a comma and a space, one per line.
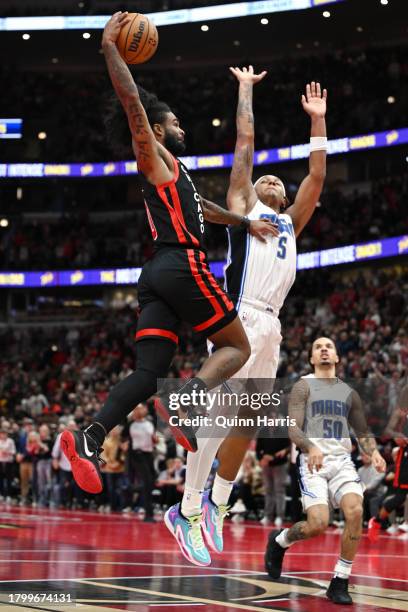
310, 136, 328, 152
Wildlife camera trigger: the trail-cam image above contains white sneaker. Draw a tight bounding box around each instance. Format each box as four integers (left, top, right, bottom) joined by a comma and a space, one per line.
386, 525, 399, 534
230, 499, 246, 514
260, 517, 272, 526
398, 522, 408, 533
275, 517, 283, 528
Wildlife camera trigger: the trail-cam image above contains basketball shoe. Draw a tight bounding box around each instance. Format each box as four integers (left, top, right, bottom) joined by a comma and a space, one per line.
61, 429, 104, 494
201, 490, 229, 553
164, 504, 211, 567
326, 576, 352, 604
264, 530, 287, 579
155, 378, 207, 452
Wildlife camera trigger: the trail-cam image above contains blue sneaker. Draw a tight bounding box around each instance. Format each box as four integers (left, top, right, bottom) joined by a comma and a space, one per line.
201, 490, 230, 553
164, 503, 211, 567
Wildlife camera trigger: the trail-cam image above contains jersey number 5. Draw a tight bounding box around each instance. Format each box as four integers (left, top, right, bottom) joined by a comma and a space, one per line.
277, 236, 287, 259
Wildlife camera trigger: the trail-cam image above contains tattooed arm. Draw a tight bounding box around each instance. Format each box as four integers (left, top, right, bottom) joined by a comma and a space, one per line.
201, 197, 279, 242
227, 66, 267, 216
102, 12, 173, 184
288, 379, 313, 452
348, 390, 386, 473
288, 379, 324, 472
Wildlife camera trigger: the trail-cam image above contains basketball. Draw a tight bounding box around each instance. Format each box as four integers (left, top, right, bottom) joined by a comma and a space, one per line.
116, 13, 158, 65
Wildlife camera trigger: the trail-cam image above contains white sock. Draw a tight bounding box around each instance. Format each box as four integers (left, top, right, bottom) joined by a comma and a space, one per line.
276, 528, 294, 549
212, 473, 234, 507
181, 486, 203, 517
334, 557, 353, 579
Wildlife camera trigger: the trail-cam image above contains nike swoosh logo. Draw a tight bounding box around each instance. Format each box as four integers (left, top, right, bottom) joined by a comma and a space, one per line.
83, 435, 94, 458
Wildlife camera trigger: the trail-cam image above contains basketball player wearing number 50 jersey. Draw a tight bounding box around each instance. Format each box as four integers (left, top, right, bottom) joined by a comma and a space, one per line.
265, 337, 386, 604
61, 15, 281, 498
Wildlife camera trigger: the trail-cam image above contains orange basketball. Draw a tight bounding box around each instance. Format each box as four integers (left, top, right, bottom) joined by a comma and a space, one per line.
116, 13, 158, 65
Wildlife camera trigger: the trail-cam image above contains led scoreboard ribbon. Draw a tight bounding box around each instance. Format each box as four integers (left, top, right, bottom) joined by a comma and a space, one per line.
0, 119, 22, 139
0, 127, 407, 179
0, 1, 343, 31
1, 235, 407, 288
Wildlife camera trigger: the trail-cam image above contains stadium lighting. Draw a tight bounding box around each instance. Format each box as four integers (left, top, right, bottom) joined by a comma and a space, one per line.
380, 0, 388, 5
387, 96, 396, 104
356, 26, 363, 32
16, 187, 23, 200
260, 18, 269, 25
51, 57, 59, 64
83, 32, 91, 39
296, 43, 302, 49
323, 11, 331, 18
22, 33, 30, 40
0, 219, 9, 228
201, 24, 209, 31
233, 40, 240, 46
212, 118, 221, 127
38, 131, 47, 140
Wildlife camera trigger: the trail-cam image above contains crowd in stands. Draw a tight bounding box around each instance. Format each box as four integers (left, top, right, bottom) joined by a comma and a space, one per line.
0, 264, 407, 527
1, 173, 406, 270
1, 44, 407, 162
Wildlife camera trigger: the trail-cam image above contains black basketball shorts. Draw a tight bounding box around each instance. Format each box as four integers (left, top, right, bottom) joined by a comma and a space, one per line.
135, 248, 237, 346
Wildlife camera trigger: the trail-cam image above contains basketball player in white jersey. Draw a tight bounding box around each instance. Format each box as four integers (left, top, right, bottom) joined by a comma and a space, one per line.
265, 337, 386, 604
164, 67, 329, 567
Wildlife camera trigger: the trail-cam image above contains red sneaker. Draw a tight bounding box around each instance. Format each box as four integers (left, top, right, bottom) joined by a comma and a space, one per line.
61, 430, 104, 494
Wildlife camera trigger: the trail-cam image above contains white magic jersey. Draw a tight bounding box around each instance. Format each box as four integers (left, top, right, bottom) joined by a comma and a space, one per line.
302, 374, 353, 456
224, 200, 297, 316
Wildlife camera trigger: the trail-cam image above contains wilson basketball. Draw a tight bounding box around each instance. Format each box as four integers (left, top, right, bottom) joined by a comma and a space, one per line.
116, 13, 158, 65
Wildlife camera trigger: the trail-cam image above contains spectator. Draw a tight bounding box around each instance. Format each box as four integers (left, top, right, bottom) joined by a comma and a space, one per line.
128, 404, 157, 522
0, 427, 16, 501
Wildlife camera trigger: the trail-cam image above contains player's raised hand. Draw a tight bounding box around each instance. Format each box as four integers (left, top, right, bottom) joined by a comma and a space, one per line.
249, 219, 279, 243
307, 445, 324, 473
102, 11, 131, 45
229, 65, 267, 85
371, 449, 386, 473
301, 82, 327, 118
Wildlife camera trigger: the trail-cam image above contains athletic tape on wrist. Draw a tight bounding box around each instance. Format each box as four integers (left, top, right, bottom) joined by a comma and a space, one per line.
310, 136, 328, 152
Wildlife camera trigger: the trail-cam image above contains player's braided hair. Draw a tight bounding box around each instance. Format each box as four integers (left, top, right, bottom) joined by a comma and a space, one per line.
104, 82, 171, 157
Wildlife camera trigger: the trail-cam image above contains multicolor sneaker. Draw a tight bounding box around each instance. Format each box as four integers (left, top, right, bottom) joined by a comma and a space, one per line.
61, 429, 104, 494
164, 503, 211, 567
201, 490, 229, 553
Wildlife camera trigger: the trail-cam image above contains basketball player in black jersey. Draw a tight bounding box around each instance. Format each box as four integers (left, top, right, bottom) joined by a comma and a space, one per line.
368, 384, 408, 537
61, 11, 278, 495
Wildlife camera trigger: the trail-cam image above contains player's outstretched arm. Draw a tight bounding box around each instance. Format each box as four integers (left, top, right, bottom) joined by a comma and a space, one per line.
287, 82, 327, 237
349, 391, 386, 472
227, 66, 267, 216
201, 197, 279, 242
102, 12, 173, 184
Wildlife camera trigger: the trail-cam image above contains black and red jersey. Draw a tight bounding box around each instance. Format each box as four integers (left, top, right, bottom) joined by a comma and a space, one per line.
139, 154, 206, 251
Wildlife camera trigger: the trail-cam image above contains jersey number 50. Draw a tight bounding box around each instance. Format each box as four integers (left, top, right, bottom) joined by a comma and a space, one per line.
323, 419, 343, 440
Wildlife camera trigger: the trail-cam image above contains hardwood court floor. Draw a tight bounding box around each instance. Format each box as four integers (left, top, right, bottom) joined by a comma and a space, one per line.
0, 505, 407, 611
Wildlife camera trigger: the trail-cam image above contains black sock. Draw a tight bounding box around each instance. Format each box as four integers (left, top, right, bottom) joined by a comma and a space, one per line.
84, 422, 106, 447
